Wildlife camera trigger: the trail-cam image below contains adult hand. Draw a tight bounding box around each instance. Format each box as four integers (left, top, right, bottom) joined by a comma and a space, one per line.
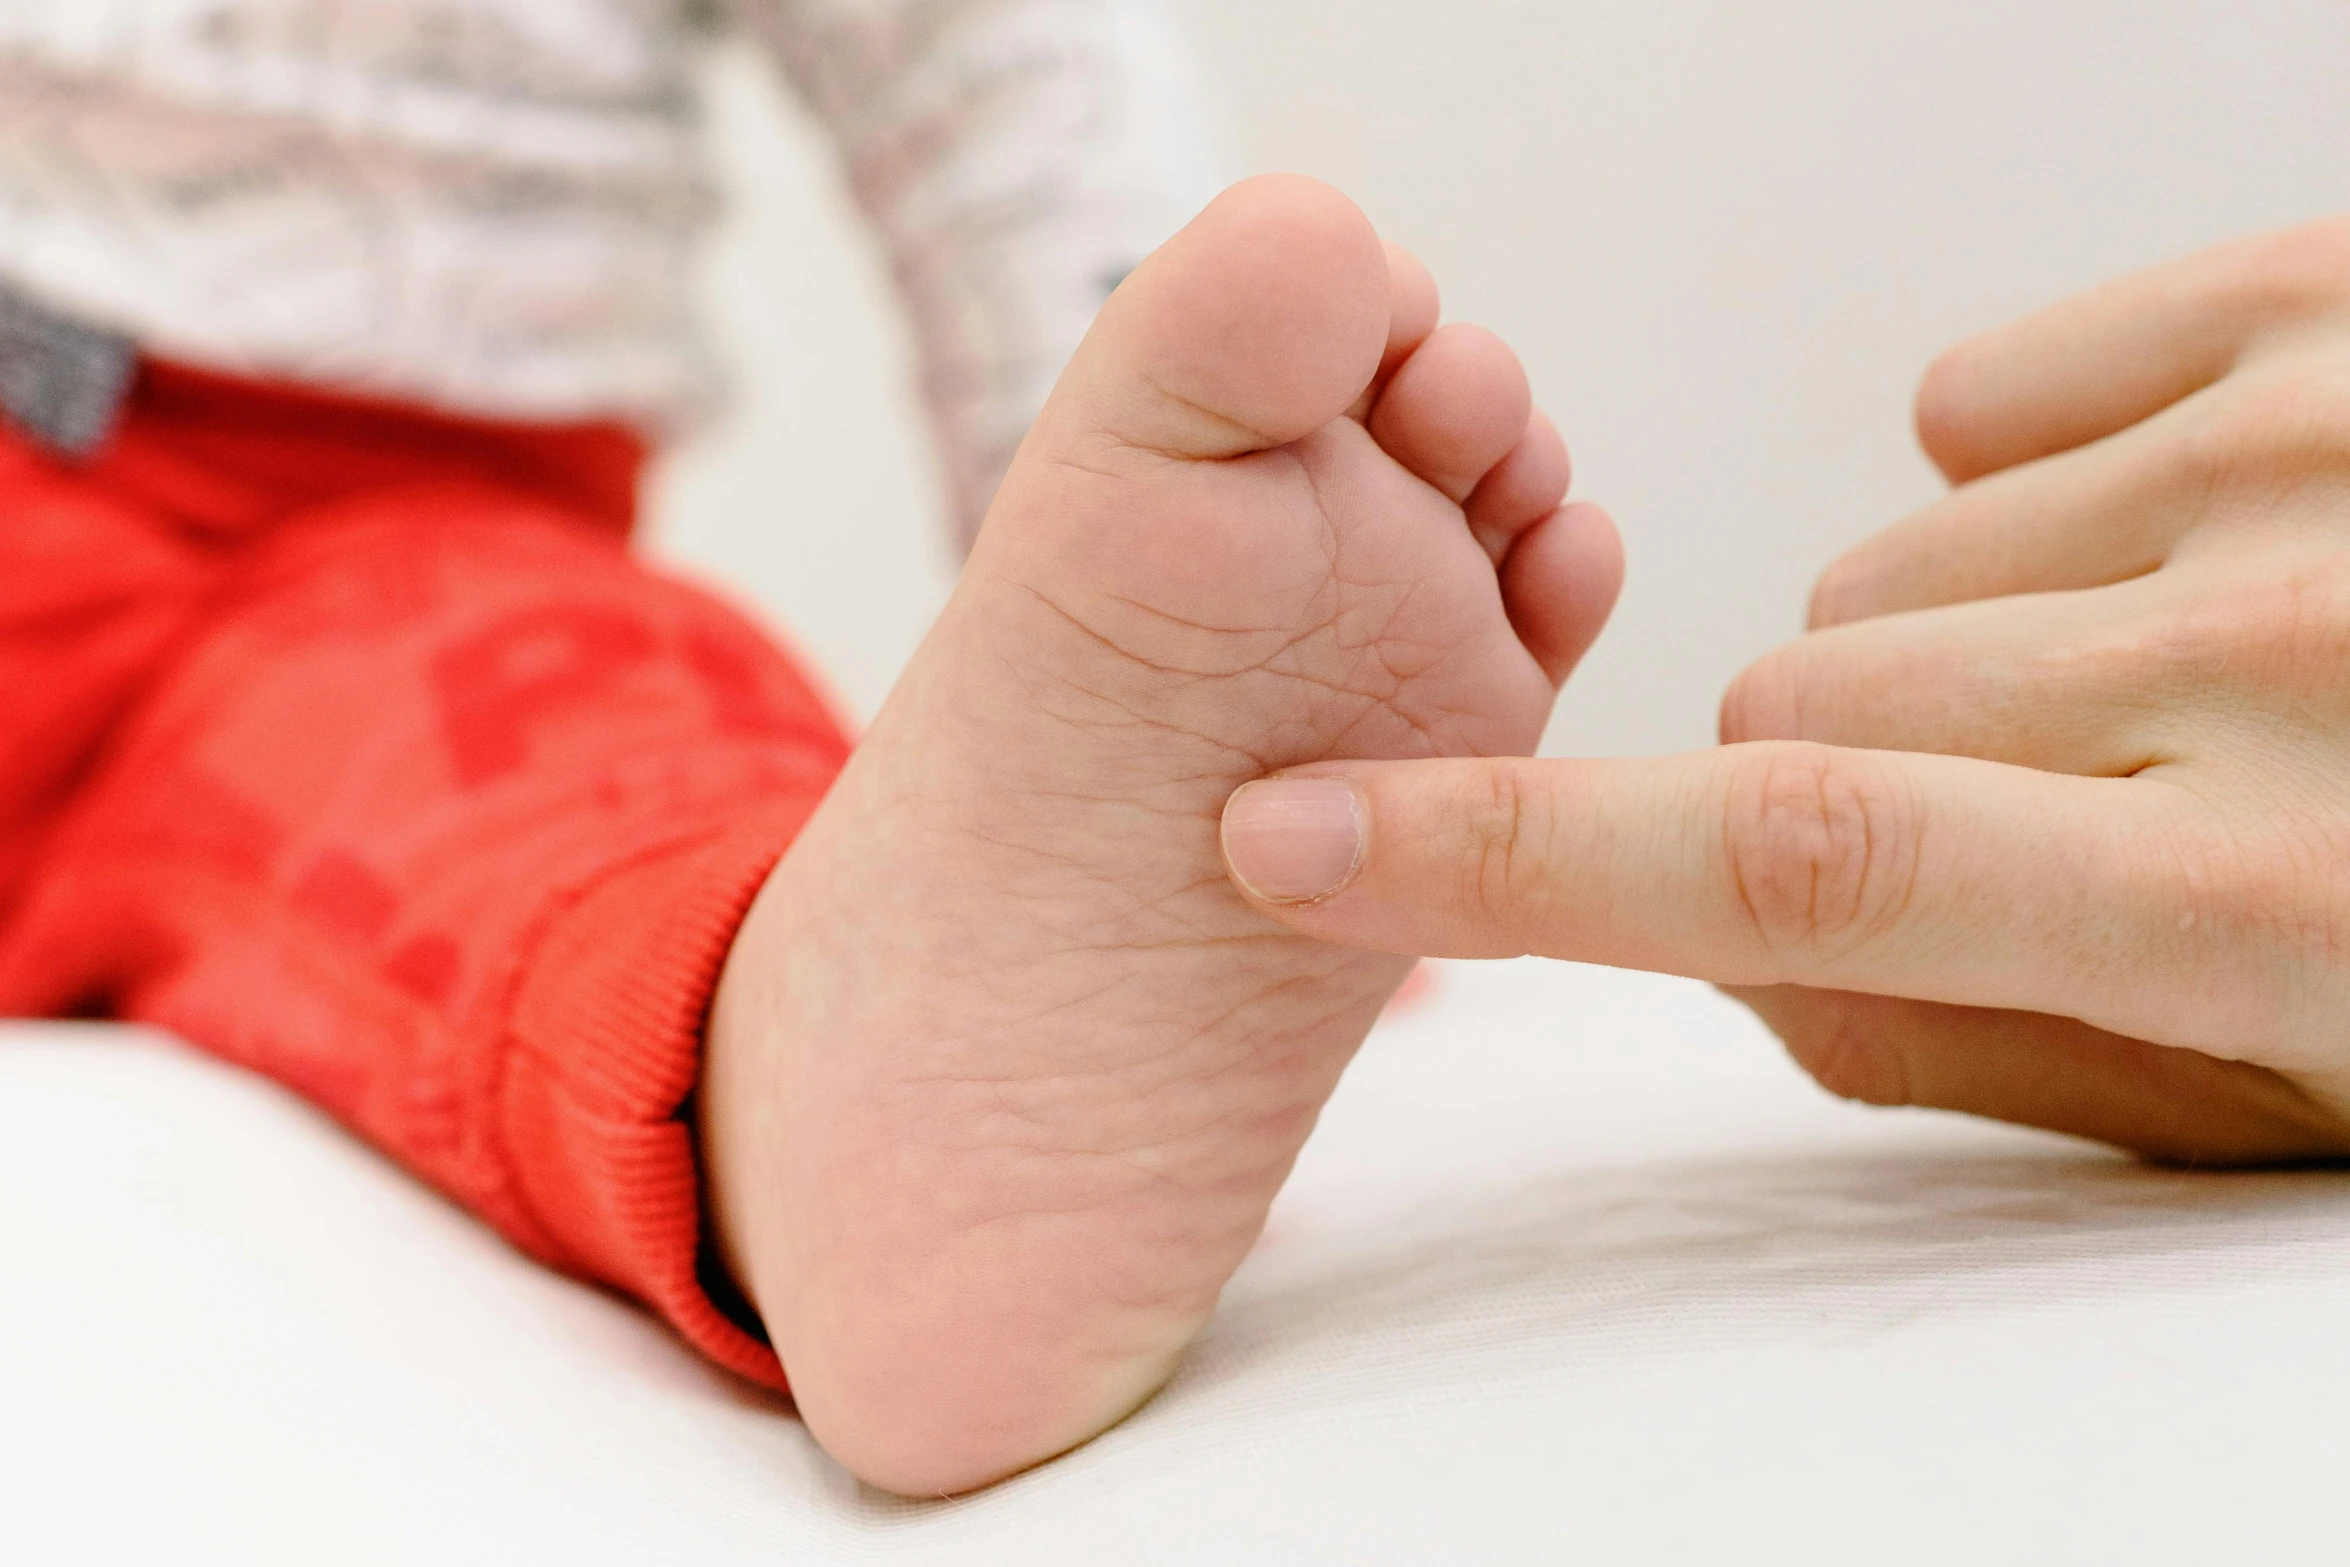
1219, 217, 2350, 1165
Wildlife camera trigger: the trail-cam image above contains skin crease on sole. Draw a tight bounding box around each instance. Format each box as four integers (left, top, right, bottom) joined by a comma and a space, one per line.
696, 174, 1625, 1496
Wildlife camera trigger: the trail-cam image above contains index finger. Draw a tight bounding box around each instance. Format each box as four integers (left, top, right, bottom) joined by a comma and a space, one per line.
1918, 216, 2350, 484
1220, 745, 2222, 1055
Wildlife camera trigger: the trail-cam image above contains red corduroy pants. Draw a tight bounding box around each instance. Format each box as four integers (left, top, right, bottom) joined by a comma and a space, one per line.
0, 361, 854, 1389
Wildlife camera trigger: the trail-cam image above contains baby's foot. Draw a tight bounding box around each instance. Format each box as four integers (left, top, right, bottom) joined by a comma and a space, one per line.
701, 176, 1621, 1494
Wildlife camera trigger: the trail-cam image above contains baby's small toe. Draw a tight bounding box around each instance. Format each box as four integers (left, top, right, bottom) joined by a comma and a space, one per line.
1367, 323, 1534, 504
1465, 411, 1573, 561
1348, 243, 1443, 422
1501, 500, 1625, 686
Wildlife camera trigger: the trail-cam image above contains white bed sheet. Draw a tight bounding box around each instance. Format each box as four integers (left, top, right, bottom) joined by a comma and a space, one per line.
6, 958, 2347, 1564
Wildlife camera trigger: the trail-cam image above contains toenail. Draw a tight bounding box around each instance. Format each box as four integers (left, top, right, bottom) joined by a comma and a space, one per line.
1220, 778, 1366, 905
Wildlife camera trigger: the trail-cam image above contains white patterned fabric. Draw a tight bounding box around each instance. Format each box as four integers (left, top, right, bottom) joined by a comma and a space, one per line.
0, 0, 1221, 543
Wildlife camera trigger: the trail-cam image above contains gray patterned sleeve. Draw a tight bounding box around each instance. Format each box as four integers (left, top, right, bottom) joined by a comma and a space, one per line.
728, 0, 1225, 553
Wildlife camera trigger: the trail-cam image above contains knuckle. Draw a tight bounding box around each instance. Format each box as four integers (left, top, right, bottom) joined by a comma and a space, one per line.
1720, 745, 1923, 964
2117, 813, 2328, 1052
2197, 827, 2343, 964
2179, 361, 2350, 499
1463, 759, 1561, 940
2220, 215, 2350, 322
2141, 554, 2350, 699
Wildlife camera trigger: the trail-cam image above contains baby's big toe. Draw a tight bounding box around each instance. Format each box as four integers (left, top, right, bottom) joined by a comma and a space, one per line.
1048, 175, 1396, 462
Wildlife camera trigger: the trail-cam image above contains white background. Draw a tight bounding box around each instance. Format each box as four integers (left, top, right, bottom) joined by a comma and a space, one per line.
651, 0, 2350, 754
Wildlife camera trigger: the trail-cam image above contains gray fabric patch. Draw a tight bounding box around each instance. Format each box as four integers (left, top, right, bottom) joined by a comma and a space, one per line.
0, 280, 136, 458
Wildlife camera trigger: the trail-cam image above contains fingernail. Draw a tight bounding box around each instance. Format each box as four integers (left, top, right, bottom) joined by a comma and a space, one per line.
1221, 778, 1365, 905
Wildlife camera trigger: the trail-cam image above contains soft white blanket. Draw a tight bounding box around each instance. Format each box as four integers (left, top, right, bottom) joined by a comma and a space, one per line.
7, 958, 2346, 1563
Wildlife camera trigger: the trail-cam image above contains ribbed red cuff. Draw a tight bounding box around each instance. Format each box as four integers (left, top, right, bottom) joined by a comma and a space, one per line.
495, 800, 820, 1392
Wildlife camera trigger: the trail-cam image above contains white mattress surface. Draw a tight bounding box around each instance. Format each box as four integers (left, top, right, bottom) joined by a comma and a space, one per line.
6, 958, 2348, 1564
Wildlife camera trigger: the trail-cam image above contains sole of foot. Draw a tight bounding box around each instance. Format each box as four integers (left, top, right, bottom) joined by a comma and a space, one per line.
701, 174, 1623, 1495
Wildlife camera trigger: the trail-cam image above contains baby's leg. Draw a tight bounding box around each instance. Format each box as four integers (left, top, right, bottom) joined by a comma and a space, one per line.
0, 427, 213, 907
0, 454, 850, 1386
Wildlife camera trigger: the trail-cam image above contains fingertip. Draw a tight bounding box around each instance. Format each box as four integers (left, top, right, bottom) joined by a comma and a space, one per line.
1913, 339, 2005, 484
1221, 776, 1367, 906
1223, 757, 1549, 960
